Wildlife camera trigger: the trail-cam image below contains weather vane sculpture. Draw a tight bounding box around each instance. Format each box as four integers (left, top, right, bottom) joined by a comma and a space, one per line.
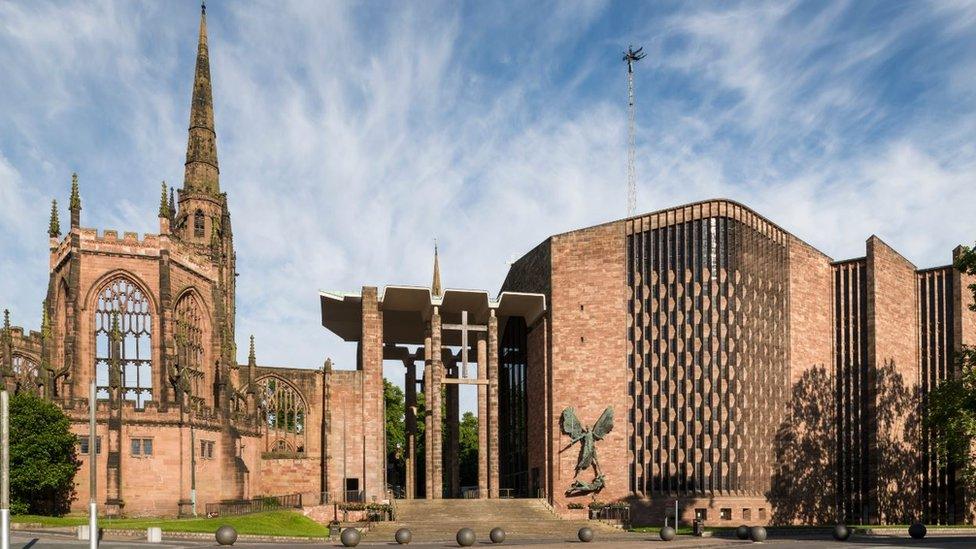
561, 406, 614, 495
622, 45, 646, 217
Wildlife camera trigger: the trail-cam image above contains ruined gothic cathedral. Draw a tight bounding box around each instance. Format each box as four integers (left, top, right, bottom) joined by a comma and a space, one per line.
0, 6, 384, 517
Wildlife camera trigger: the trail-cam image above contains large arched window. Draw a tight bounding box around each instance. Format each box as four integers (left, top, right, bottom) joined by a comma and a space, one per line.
94, 277, 153, 408
12, 354, 39, 395
257, 376, 307, 454
175, 292, 208, 409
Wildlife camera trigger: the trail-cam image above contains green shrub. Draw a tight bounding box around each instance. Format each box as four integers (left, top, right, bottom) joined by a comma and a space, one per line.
9, 392, 80, 515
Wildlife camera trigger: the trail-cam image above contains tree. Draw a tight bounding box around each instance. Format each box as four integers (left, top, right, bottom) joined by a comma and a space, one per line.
10, 392, 80, 515
459, 412, 479, 488
383, 377, 427, 496
928, 246, 976, 484
384, 379, 405, 489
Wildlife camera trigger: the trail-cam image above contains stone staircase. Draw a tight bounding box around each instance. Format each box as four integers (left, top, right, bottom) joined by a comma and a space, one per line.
366, 499, 639, 543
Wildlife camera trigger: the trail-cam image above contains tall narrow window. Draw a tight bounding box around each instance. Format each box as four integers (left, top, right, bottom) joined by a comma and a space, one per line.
55, 281, 70, 397
94, 277, 153, 407
175, 293, 207, 410
194, 210, 205, 238
257, 376, 307, 454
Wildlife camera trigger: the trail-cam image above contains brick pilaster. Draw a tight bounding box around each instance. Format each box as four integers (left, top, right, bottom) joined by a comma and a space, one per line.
487, 310, 499, 498
360, 287, 385, 500
477, 334, 488, 498
429, 308, 443, 498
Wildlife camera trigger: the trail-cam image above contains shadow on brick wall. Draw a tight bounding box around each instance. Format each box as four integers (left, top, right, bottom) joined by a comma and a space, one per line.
766, 361, 921, 525
766, 365, 836, 525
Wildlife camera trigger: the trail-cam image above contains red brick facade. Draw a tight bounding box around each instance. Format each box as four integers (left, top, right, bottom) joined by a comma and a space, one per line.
503, 199, 974, 526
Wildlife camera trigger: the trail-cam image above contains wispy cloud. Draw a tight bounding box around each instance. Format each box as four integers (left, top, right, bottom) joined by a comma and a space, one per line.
1, 0, 974, 396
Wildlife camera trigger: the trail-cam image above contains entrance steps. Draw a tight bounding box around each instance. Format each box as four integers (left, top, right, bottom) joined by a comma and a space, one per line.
365, 498, 636, 543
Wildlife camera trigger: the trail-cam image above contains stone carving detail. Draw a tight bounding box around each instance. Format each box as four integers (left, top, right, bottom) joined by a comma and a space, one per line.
561, 406, 613, 495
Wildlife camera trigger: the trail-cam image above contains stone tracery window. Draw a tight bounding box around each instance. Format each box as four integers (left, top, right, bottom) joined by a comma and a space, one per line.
257, 376, 307, 454
12, 354, 39, 394
94, 277, 153, 408
175, 292, 208, 409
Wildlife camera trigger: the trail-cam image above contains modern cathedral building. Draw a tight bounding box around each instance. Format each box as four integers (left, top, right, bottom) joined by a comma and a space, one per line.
1, 4, 972, 526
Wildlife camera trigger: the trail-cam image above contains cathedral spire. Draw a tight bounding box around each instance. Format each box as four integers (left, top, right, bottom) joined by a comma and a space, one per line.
183, 1, 219, 195
48, 199, 61, 238
431, 241, 442, 297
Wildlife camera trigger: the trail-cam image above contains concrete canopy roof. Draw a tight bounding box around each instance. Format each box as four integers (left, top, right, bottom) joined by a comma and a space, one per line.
319, 286, 546, 346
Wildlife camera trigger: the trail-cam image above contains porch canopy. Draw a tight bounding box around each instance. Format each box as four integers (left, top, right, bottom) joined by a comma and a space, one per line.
319, 286, 546, 347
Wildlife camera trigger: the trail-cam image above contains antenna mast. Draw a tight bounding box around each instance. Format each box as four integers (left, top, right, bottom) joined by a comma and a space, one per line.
623, 45, 646, 217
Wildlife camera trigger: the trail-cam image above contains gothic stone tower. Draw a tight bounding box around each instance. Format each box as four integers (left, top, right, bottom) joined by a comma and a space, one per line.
44, 5, 261, 517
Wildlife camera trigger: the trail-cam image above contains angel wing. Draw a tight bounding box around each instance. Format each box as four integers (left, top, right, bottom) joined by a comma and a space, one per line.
561, 407, 583, 440
592, 406, 614, 440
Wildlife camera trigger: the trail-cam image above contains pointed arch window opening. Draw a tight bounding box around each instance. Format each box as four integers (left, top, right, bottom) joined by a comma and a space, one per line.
11, 354, 40, 394
257, 376, 307, 455
175, 293, 207, 412
55, 281, 70, 397
194, 210, 205, 238
94, 277, 153, 408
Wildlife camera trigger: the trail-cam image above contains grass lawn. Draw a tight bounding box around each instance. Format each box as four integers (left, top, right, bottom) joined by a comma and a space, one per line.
13, 510, 329, 538
630, 524, 976, 534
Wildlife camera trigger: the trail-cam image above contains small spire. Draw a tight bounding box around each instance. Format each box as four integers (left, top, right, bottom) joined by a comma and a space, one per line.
2, 309, 9, 331
69, 173, 81, 210
248, 335, 256, 366
48, 199, 61, 238
41, 300, 51, 341
159, 181, 170, 218
110, 310, 121, 339
431, 240, 442, 297
168, 187, 176, 223
69, 172, 81, 228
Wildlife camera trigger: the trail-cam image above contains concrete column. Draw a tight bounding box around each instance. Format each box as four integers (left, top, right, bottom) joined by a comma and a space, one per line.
446, 363, 460, 498
404, 360, 417, 500
477, 334, 488, 499
488, 310, 499, 498
430, 308, 443, 499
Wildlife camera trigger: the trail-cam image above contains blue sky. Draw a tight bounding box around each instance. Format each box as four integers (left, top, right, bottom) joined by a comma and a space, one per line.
2, 1, 975, 393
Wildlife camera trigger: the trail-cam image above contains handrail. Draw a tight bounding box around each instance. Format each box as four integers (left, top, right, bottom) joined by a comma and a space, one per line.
204, 492, 303, 517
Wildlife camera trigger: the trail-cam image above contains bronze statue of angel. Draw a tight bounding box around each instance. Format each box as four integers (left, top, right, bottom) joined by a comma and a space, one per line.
561, 406, 613, 495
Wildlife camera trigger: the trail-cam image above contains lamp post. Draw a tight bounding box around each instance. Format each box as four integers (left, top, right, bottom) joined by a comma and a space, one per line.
89, 381, 97, 549
1, 389, 10, 549
174, 333, 198, 518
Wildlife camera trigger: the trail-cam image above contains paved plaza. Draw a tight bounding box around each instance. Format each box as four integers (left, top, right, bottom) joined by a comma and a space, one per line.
9, 528, 976, 549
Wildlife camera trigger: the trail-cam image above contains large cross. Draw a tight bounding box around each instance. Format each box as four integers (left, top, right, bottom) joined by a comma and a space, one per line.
441, 310, 488, 384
